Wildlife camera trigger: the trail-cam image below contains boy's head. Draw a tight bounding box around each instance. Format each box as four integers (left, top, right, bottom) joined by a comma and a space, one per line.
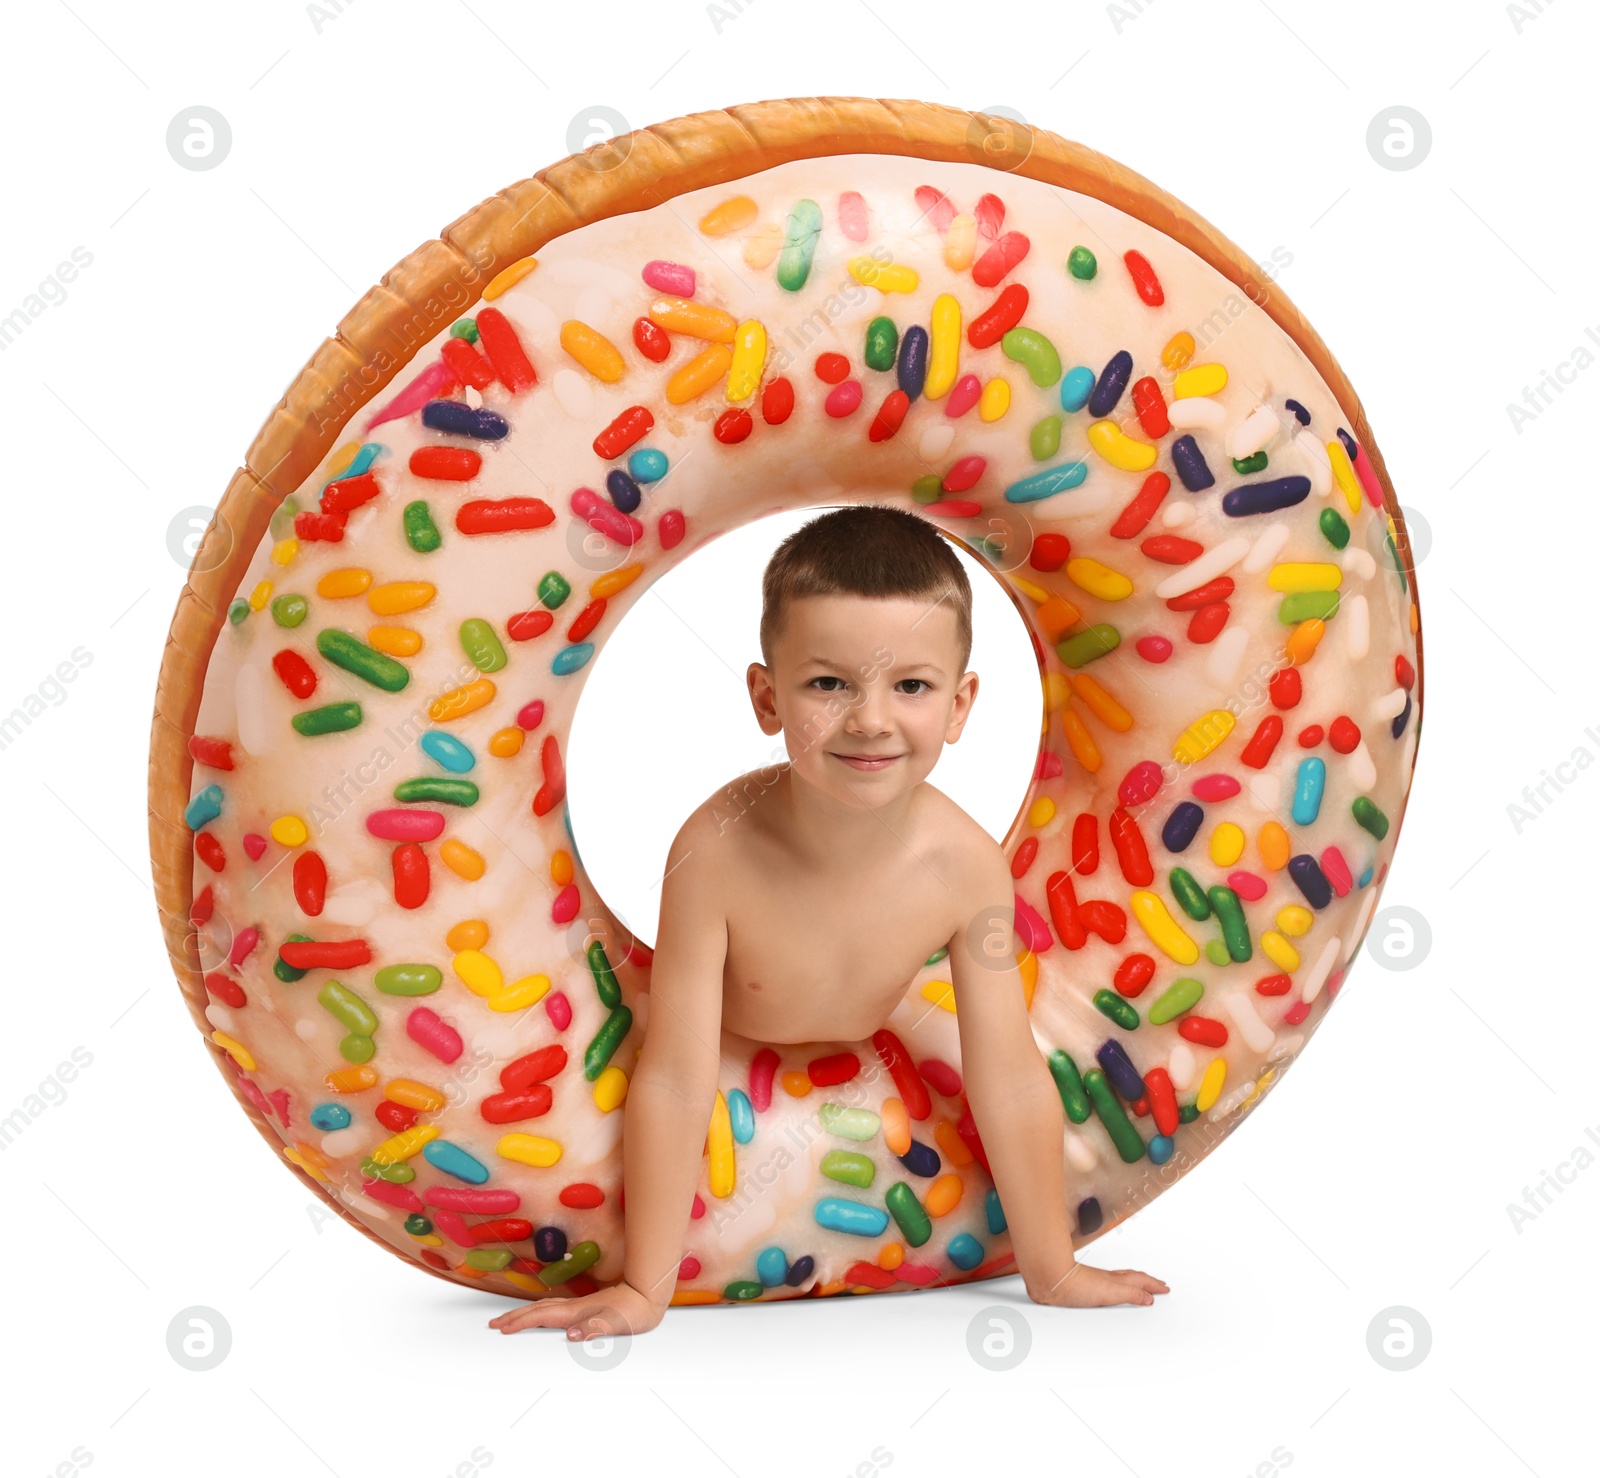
747, 504, 980, 806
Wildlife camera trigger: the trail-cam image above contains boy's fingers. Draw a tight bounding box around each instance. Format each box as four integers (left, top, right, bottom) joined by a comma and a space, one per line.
491, 1299, 579, 1333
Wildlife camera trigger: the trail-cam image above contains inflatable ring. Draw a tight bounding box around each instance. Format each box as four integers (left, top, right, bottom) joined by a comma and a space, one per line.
150, 97, 1424, 1303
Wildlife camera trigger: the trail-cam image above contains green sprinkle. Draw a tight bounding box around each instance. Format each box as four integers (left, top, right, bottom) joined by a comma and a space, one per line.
404, 1214, 433, 1235
583, 1005, 632, 1081
1067, 245, 1097, 280
269, 495, 302, 541
884, 1182, 933, 1247
1319, 507, 1351, 549
818, 1104, 879, 1141
1207, 885, 1252, 963
775, 199, 823, 292
911, 474, 944, 504
271, 594, 308, 628
538, 571, 571, 609
374, 964, 444, 996
318, 980, 378, 1036
450, 318, 478, 343
459, 617, 507, 674
466, 1248, 513, 1272
362, 1157, 415, 1184
392, 777, 478, 806
1029, 414, 1062, 461
537, 1240, 600, 1286
924, 945, 949, 965
1057, 624, 1121, 669
1094, 989, 1139, 1030
228, 598, 250, 625
1278, 591, 1341, 624
291, 701, 362, 737
404, 500, 442, 553
1169, 867, 1212, 922
864, 316, 898, 372
1178, 1102, 1199, 1124
316, 630, 410, 692
820, 1151, 876, 1188
1083, 1069, 1145, 1164
1001, 326, 1063, 387
1232, 451, 1268, 475
1352, 795, 1390, 840
1047, 1050, 1090, 1124
723, 1280, 764, 1301
1148, 976, 1204, 1025
1204, 939, 1232, 966
587, 940, 620, 1009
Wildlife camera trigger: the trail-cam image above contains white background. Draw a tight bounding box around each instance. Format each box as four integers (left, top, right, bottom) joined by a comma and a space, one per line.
3, 2, 1596, 1475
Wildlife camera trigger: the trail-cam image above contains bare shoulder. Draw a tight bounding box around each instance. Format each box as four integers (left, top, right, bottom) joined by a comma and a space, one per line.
917, 785, 1013, 923
666, 767, 776, 896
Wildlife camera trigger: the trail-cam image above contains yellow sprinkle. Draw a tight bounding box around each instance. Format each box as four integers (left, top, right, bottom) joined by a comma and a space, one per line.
1129, 890, 1200, 964
490, 974, 551, 1013
1066, 556, 1134, 601
1173, 709, 1236, 764
979, 377, 1011, 422
497, 1133, 562, 1168
440, 839, 485, 881
1086, 419, 1158, 472
726, 320, 768, 402
483, 256, 537, 300
920, 978, 957, 1013
742, 223, 784, 270
1196, 1058, 1227, 1113
847, 255, 918, 293
385, 1079, 446, 1112
367, 625, 422, 657
1268, 563, 1342, 593
284, 1146, 329, 1181
408, 1232, 444, 1247
271, 538, 298, 566
1028, 796, 1056, 828
699, 194, 758, 236
1258, 821, 1291, 871
248, 580, 273, 612
1276, 905, 1315, 937
706, 1090, 735, 1197
666, 343, 734, 405
269, 815, 308, 848
326, 442, 361, 479
1010, 574, 1050, 604
368, 580, 435, 616
317, 567, 372, 599
926, 293, 961, 399
370, 1123, 439, 1164
943, 213, 977, 272
1061, 703, 1102, 773
550, 850, 574, 886
1173, 363, 1228, 398
212, 1031, 255, 1071
591, 565, 642, 599
503, 1270, 549, 1295
1042, 670, 1071, 712
487, 727, 523, 758
453, 949, 503, 997
429, 678, 495, 722
445, 919, 488, 952
1070, 673, 1133, 732
1327, 439, 1363, 516
1161, 332, 1195, 371
1261, 930, 1302, 973
1208, 822, 1245, 867
560, 320, 626, 382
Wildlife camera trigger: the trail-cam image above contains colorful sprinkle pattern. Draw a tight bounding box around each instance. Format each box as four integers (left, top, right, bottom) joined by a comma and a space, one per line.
182, 156, 1421, 1303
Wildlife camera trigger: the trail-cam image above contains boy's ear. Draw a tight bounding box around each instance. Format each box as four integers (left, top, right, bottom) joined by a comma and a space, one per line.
944, 670, 980, 744
746, 660, 783, 736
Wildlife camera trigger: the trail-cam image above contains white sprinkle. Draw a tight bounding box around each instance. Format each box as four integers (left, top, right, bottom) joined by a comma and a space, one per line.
918, 422, 955, 462
1346, 739, 1377, 792
1293, 428, 1333, 496
1344, 594, 1370, 659
1167, 1042, 1196, 1092
1205, 624, 1251, 688
552, 367, 595, 420
1228, 403, 1281, 461
1221, 992, 1274, 1053
1243, 522, 1291, 573
1166, 395, 1227, 433
1299, 935, 1343, 1003
1161, 500, 1196, 527
1372, 686, 1408, 722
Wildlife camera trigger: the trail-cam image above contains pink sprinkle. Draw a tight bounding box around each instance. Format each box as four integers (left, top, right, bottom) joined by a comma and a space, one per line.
267, 1087, 291, 1126
242, 833, 267, 861
658, 508, 685, 550
1191, 774, 1241, 801
1282, 1000, 1312, 1026
366, 808, 445, 842
1035, 750, 1064, 781
690, 1193, 705, 1220
426, 1187, 521, 1213
552, 883, 580, 925
749, 1047, 779, 1112
893, 1261, 941, 1286
1118, 760, 1164, 808
838, 191, 868, 242
1351, 441, 1385, 508
545, 991, 572, 1031
406, 1007, 463, 1064
679, 1255, 701, 1279
1327, 968, 1346, 999
237, 1074, 272, 1118
1013, 893, 1053, 955
824, 379, 862, 418
1136, 635, 1174, 663
941, 455, 987, 492
228, 926, 260, 969
572, 486, 644, 546
430, 1208, 475, 1248
974, 192, 1005, 241
366, 357, 458, 430
642, 259, 695, 296
917, 1058, 962, 1097
362, 1179, 424, 1213
945, 374, 982, 417
1227, 870, 1268, 902
920, 500, 980, 519
516, 699, 545, 730
1321, 846, 1353, 897
914, 185, 957, 233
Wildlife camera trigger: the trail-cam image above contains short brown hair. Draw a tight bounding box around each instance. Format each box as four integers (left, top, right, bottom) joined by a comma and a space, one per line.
759, 503, 973, 674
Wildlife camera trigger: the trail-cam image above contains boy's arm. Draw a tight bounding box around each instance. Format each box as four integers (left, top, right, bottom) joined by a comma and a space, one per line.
618, 815, 728, 1313
947, 846, 1167, 1308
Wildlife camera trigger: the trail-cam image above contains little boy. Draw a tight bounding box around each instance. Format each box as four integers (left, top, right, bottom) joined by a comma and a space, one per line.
492, 504, 1168, 1341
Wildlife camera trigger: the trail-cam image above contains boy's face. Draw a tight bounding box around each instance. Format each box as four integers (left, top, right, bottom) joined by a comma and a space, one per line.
746, 593, 978, 808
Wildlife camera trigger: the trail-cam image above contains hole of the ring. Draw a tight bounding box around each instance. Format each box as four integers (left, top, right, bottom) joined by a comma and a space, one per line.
567, 507, 1045, 949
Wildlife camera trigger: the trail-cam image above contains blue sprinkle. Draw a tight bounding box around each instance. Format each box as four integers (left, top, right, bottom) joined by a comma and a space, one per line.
310, 1102, 351, 1130
1162, 801, 1204, 853
897, 1138, 941, 1178
423, 1140, 489, 1184
1060, 365, 1095, 413
756, 1247, 788, 1287
421, 399, 508, 440
1171, 434, 1215, 492
1288, 853, 1333, 909
783, 1254, 815, 1287
897, 324, 929, 401
321, 442, 383, 492
1087, 349, 1133, 417
1076, 1196, 1103, 1235
184, 784, 224, 831
985, 1187, 1007, 1235
727, 1088, 755, 1145
813, 1197, 889, 1237
1096, 1039, 1145, 1101
1391, 693, 1412, 740
420, 731, 476, 774
1148, 1134, 1175, 1166
1335, 426, 1359, 460
534, 1226, 567, 1262
606, 468, 642, 514
552, 642, 595, 676
628, 447, 668, 483
1222, 475, 1312, 517
946, 1232, 984, 1271
1292, 757, 1326, 826
1005, 461, 1088, 503
1358, 864, 1375, 888
1284, 398, 1310, 427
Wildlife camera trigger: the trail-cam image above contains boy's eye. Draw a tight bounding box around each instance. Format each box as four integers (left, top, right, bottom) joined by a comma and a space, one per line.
810, 676, 847, 691
896, 679, 929, 695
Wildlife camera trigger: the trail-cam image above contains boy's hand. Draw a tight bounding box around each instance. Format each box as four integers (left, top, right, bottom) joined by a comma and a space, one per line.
489, 1280, 665, 1340
1025, 1260, 1169, 1309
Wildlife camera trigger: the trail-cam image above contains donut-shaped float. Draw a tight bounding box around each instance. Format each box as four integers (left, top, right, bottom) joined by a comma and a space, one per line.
150, 98, 1424, 1304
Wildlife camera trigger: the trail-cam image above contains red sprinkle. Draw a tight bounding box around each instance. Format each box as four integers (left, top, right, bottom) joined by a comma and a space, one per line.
869, 390, 909, 442
1123, 249, 1165, 306
974, 192, 1005, 241
532, 733, 565, 817
942, 456, 987, 493
1187, 602, 1230, 644
633, 316, 670, 362
971, 231, 1030, 288
914, 185, 957, 232
187, 735, 234, 771
807, 1052, 861, 1086
658, 509, 686, 549
917, 1058, 962, 1097
1178, 1016, 1228, 1048
594, 405, 654, 460
1269, 668, 1303, 709
1010, 836, 1038, 879
392, 842, 429, 910
713, 407, 752, 444
455, 497, 554, 535
1131, 376, 1170, 438
1329, 715, 1362, 753
1240, 715, 1284, 769
761, 377, 794, 424
293, 511, 347, 543
567, 598, 606, 642
1110, 471, 1171, 538
474, 307, 538, 393
561, 1183, 606, 1210
1140, 535, 1203, 565
409, 445, 482, 481
1030, 532, 1070, 571
1071, 812, 1099, 875
501, 1046, 567, 1092
1166, 577, 1234, 611
271, 649, 317, 699
825, 380, 863, 417
293, 850, 327, 916
441, 336, 496, 390
204, 971, 246, 1008
480, 1088, 553, 1124
814, 352, 850, 384
967, 284, 1028, 349
1108, 808, 1154, 887
279, 938, 371, 970
1114, 953, 1155, 998
1298, 725, 1324, 748
320, 472, 379, 514
507, 609, 554, 642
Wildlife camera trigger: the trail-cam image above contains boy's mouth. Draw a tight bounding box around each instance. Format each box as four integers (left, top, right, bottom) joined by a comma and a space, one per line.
830, 751, 902, 771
